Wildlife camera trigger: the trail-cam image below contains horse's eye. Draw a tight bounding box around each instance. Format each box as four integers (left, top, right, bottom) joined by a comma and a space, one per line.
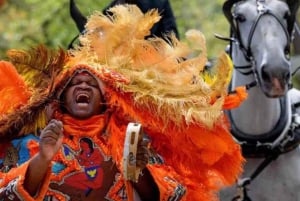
234, 13, 246, 22
283, 11, 291, 20
285, 46, 291, 60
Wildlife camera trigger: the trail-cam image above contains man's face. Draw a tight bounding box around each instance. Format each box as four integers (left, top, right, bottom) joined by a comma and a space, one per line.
62, 72, 104, 119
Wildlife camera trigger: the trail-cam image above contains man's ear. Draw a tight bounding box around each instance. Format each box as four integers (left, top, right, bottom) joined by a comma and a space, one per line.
45, 101, 60, 121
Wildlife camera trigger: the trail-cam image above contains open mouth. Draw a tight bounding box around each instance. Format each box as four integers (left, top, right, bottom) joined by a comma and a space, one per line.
76, 93, 90, 104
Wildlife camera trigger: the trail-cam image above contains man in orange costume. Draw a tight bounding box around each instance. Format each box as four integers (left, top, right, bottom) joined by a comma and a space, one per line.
0, 5, 246, 201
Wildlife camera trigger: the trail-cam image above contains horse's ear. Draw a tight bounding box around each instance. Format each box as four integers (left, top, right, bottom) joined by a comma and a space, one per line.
222, 0, 243, 34
70, 0, 87, 33
68, 0, 87, 49
286, 0, 300, 34
223, 0, 236, 23
286, 0, 300, 15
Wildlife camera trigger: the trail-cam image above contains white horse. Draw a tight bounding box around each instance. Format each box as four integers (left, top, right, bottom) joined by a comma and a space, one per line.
218, 0, 300, 200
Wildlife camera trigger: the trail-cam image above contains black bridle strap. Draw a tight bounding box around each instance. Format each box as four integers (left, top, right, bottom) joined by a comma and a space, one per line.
234, 64, 253, 75
228, 81, 257, 94
232, 152, 280, 201
233, 1, 291, 63
246, 12, 291, 58
248, 152, 279, 182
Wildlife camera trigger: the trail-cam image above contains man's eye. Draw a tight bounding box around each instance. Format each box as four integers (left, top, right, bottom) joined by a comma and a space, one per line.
69, 81, 79, 86
89, 82, 98, 87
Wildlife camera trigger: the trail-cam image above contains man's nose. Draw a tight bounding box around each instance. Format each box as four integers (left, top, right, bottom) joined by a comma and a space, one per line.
78, 82, 90, 88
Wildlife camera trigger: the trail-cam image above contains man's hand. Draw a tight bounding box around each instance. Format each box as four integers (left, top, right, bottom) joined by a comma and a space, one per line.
24, 119, 63, 196
133, 135, 159, 201
39, 119, 64, 162
136, 135, 150, 170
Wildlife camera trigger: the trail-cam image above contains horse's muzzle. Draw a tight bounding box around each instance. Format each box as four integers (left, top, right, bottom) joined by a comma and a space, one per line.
259, 63, 290, 97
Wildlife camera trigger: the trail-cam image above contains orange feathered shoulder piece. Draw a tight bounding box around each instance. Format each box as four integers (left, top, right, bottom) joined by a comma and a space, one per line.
0, 46, 68, 139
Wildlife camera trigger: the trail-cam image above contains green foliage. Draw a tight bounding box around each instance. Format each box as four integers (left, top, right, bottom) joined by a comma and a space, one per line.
0, 0, 229, 59
171, 0, 229, 58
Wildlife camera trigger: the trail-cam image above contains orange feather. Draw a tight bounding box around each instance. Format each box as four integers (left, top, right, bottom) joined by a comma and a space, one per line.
0, 61, 31, 115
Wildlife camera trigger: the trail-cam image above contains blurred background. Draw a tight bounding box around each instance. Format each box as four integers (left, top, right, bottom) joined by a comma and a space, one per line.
1, 0, 300, 86
0, 0, 228, 59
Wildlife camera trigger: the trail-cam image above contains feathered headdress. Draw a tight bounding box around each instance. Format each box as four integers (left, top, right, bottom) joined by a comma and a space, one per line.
0, 5, 246, 200
66, 6, 232, 129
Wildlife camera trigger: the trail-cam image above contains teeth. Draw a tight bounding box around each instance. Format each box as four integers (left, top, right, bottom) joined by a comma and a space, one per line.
76, 93, 90, 103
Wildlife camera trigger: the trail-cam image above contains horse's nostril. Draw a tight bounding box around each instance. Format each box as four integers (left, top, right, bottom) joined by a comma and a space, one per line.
284, 71, 291, 82
261, 65, 290, 84
261, 65, 271, 83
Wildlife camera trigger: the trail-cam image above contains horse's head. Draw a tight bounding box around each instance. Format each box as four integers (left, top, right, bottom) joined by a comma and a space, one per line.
223, 0, 299, 98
